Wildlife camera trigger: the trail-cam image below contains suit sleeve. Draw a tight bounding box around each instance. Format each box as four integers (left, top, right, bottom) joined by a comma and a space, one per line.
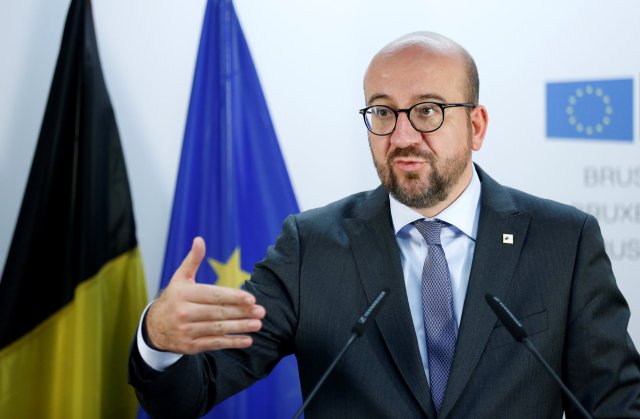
127, 215, 302, 418
563, 214, 640, 418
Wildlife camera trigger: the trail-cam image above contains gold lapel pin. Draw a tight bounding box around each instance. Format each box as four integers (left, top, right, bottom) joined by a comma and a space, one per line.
502, 234, 514, 244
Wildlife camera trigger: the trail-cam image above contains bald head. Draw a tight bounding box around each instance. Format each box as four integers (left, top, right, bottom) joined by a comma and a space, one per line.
365, 32, 479, 103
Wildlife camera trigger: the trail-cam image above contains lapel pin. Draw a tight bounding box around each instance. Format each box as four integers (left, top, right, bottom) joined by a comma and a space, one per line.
502, 234, 514, 244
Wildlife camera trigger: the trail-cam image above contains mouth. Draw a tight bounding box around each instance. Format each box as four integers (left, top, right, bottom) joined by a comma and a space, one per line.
392, 158, 427, 172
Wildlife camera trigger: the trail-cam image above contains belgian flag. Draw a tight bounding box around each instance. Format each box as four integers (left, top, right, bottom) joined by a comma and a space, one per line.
0, 0, 147, 417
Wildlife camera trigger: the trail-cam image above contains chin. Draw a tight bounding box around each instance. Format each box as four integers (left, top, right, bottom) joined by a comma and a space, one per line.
398, 179, 430, 196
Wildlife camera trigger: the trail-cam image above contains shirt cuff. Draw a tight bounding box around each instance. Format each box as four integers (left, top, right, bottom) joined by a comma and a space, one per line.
137, 301, 183, 371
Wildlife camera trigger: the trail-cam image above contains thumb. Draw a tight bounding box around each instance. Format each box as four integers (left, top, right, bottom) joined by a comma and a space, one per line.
175, 236, 206, 283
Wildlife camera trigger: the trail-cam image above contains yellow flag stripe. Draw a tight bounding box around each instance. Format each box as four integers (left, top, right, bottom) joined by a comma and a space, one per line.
0, 247, 147, 419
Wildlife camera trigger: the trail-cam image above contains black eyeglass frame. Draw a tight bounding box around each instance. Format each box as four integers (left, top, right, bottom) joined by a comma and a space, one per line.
358, 102, 477, 136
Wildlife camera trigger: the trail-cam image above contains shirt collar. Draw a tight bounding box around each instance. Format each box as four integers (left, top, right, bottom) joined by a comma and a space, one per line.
389, 166, 481, 240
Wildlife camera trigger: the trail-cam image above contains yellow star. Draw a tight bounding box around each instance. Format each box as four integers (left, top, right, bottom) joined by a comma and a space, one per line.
207, 247, 250, 289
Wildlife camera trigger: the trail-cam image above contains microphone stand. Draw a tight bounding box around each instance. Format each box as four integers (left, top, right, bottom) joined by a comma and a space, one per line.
485, 294, 593, 419
292, 333, 357, 419
292, 289, 389, 419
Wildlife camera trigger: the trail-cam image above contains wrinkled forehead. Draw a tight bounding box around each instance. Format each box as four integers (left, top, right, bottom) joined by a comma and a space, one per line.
368, 43, 461, 69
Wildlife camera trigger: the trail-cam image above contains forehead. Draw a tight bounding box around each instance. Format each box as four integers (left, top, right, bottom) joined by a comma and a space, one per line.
363, 46, 467, 105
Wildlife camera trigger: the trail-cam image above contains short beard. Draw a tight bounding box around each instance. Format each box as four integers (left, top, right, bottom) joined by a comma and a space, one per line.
373, 145, 470, 209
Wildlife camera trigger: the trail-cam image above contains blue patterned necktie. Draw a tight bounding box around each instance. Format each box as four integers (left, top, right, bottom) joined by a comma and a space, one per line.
413, 219, 458, 412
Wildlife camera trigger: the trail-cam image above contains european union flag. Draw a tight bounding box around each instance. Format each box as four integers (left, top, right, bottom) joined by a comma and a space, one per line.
546, 79, 633, 141
138, 0, 302, 417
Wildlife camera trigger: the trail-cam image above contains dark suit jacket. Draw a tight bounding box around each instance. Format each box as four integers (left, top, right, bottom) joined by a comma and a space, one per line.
129, 166, 640, 418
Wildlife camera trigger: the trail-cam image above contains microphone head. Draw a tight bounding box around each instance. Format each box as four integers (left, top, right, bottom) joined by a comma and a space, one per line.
351, 289, 390, 336
485, 294, 528, 342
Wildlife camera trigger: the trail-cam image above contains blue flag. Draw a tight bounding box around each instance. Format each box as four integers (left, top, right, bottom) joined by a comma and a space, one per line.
546, 78, 633, 141
139, 0, 302, 417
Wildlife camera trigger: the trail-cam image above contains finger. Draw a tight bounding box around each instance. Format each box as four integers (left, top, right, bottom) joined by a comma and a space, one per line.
181, 302, 266, 322
188, 335, 255, 353
176, 237, 206, 283
185, 318, 263, 338
187, 283, 257, 305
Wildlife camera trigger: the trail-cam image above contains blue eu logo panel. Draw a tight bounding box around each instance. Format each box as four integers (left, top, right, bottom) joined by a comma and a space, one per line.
546, 79, 633, 141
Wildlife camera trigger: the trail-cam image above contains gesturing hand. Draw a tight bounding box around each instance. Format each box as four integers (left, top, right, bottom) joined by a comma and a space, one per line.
145, 237, 265, 354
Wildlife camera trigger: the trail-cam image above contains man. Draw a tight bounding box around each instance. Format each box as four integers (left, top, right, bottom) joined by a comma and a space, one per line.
129, 32, 640, 418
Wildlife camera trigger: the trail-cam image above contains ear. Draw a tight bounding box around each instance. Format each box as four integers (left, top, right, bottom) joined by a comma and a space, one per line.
469, 105, 489, 151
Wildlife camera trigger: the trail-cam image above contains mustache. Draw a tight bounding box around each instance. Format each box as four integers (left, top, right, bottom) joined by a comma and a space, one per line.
387, 147, 433, 162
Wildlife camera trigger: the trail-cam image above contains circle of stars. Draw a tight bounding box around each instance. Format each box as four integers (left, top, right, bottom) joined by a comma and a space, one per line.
565, 85, 613, 136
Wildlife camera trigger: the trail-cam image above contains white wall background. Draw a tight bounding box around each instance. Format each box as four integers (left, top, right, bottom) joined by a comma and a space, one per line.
1, 0, 638, 344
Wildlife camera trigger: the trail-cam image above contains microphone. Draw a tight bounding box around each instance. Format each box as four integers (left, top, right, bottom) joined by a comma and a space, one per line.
485, 293, 528, 342
292, 289, 390, 419
484, 294, 593, 419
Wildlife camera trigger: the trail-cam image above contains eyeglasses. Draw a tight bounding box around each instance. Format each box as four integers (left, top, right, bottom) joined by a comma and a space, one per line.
359, 102, 477, 136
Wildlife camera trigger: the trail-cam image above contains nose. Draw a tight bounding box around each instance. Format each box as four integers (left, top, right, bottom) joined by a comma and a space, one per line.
389, 111, 422, 148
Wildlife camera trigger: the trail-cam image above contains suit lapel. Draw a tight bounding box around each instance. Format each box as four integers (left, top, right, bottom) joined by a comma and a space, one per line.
344, 187, 436, 418
438, 167, 531, 418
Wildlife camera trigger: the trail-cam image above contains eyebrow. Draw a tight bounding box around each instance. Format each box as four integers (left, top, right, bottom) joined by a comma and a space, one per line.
366, 93, 449, 106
